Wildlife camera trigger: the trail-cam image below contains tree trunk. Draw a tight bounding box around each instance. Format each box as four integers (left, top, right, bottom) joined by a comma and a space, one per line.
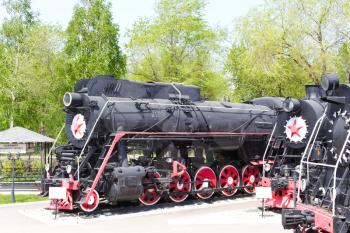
10, 91, 15, 128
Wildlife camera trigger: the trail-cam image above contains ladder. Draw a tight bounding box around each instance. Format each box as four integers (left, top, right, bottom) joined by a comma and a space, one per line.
262, 122, 294, 178
262, 123, 277, 178
82, 132, 126, 206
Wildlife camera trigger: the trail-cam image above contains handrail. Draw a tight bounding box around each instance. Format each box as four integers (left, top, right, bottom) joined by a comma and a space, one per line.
300, 161, 336, 168
262, 122, 277, 178
46, 124, 65, 166
331, 130, 350, 216
83, 132, 126, 206
171, 83, 182, 102
76, 101, 111, 181
297, 106, 327, 199
305, 112, 327, 181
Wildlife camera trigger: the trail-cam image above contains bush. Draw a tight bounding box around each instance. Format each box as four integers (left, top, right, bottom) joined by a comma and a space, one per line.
31, 160, 44, 174
1, 159, 26, 177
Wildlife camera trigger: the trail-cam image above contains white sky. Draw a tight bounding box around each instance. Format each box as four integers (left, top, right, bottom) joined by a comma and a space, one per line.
0, 0, 263, 46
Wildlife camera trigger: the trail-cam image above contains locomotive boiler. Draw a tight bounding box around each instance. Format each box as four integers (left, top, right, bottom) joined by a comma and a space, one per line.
47, 75, 283, 212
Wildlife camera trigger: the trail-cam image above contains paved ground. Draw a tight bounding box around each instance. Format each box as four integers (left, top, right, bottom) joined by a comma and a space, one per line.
0, 182, 41, 194
0, 196, 292, 233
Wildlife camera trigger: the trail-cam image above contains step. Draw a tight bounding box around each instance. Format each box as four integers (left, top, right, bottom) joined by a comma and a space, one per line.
58, 156, 75, 161
283, 154, 302, 158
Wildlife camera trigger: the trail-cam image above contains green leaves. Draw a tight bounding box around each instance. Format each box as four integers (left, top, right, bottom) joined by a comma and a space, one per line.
127, 0, 228, 100
0, 0, 126, 137
2, 0, 350, 138
64, 0, 126, 83
226, 0, 350, 101
0, 21, 66, 134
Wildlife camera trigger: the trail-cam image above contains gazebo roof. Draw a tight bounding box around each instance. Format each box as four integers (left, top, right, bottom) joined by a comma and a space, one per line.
0, 127, 54, 143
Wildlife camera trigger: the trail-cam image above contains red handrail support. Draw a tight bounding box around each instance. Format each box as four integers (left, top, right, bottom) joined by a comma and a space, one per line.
171, 160, 187, 178
82, 132, 126, 205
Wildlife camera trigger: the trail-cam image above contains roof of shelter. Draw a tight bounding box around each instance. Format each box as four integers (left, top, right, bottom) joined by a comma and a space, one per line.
0, 127, 54, 143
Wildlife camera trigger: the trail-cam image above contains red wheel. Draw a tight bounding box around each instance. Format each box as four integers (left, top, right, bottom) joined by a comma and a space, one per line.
139, 172, 162, 205
80, 188, 99, 212
241, 165, 260, 194
219, 165, 240, 196
169, 170, 191, 203
194, 166, 217, 199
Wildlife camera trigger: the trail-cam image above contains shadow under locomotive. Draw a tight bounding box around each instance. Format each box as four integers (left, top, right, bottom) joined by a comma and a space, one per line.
51, 193, 252, 219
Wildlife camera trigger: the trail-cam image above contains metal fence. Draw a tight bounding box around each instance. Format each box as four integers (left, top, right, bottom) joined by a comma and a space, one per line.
0, 155, 44, 183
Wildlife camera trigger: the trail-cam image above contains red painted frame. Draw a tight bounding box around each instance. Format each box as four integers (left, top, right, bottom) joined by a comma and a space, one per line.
261, 177, 300, 209
296, 203, 333, 233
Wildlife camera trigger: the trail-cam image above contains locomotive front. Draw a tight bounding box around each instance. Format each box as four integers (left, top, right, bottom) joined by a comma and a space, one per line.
281, 74, 350, 233
260, 82, 328, 209
48, 75, 280, 212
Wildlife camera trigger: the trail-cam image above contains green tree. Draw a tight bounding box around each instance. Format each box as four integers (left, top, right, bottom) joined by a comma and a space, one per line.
226, 0, 350, 101
0, 0, 66, 136
65, 0, 126, 84
336, 42, 350, 82
15, 25, 67, 135
127, 0, 227, 100
0, 0, 37, 128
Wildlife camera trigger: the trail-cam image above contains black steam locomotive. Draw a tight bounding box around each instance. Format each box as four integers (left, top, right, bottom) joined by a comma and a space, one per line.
276, 74, 350, 233
260, 84, 327, 208
47, 75, 283, 212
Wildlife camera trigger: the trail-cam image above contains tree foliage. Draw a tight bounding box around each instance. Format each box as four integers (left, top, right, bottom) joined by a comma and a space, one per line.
65, 0, 126, 84
226, 0, 350, 101
0, 0, 126, 137
0, 0, 39, 129
127, 0, 228, 100
2, 0, 350, 137
0, 0, 66, 134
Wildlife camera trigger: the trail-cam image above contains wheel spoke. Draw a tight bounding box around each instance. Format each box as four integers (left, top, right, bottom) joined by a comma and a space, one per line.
169, 170, 191, 203
139, 172, 162, 205
219, 165, 240, 197
194, 166, 216, 199
241, 165, 261, 194
80, 189, 100, 212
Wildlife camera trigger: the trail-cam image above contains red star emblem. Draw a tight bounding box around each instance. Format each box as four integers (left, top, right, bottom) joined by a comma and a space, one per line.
287, 118, 304, 138
73, 115, 84, 134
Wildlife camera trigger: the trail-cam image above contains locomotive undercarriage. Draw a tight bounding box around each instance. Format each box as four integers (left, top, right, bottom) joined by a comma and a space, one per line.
48, 132, 267, 212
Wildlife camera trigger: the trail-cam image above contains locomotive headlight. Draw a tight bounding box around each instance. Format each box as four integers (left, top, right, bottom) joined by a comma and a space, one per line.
66, 165, 72, 174
321, 73, 339, 92
282, 98, 300, 112
63, 92, 83, 107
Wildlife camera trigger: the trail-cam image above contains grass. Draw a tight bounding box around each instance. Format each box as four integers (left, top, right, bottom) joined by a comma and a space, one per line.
0, 194, 48, 204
